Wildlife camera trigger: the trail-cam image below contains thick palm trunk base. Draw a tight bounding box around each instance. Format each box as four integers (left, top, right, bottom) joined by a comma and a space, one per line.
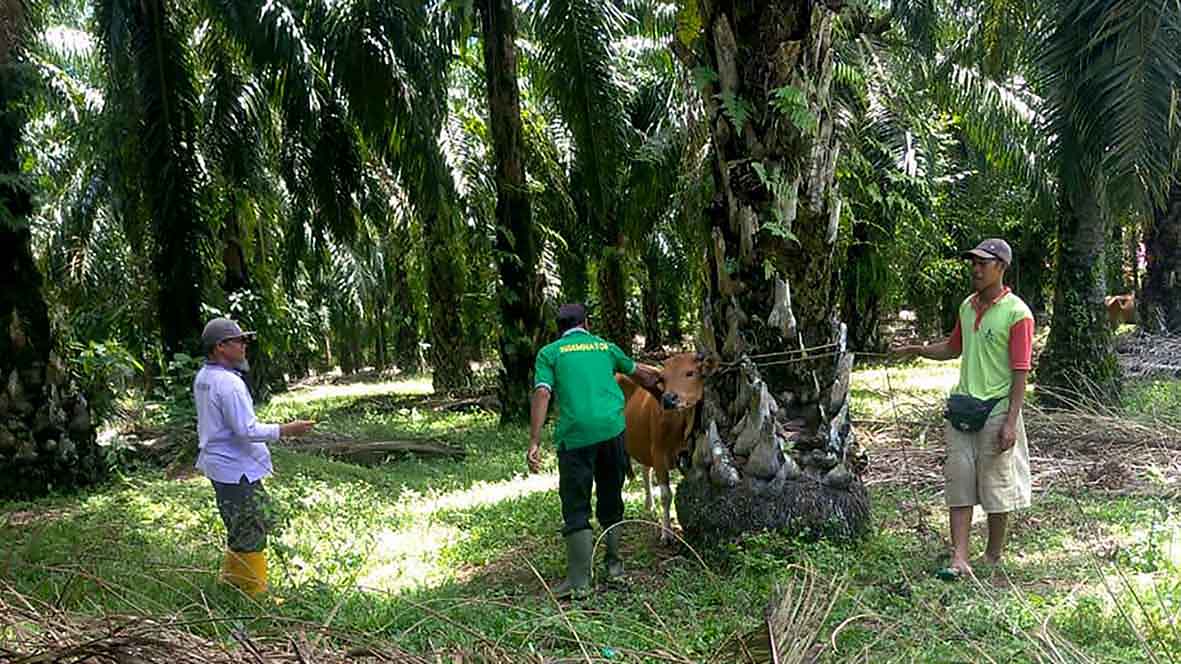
676, 468, 870, 541
1040, 188, 1120, 406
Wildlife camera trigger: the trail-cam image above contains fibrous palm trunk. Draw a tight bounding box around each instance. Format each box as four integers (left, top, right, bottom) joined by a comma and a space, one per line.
130, 0, 209, 359
1039, 185, 1121, 405
1141, 181, 1181, 332
843, 217, 887, 354
598, 233, 632, 354
480, 0, 544, 425
674, 0, 870, 541
1, 9, 101, 498
424, 197, 472, 391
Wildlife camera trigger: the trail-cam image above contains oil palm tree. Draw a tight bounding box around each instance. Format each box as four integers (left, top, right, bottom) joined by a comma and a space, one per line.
1033, 0, 1181, 404
475, 0, 545, 423
673, 0, 872, 540
1, 0, 101, 497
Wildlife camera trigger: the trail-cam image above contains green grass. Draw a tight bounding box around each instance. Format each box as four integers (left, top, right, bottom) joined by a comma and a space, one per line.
3, 367, 1180, 662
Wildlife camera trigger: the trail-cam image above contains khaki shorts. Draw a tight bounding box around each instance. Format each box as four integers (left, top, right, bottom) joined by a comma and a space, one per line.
944, 411, 1031, 513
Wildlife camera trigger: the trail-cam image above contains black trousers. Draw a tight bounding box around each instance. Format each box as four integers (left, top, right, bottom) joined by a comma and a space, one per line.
211, 475, 273, 552
557, 433, 627, 536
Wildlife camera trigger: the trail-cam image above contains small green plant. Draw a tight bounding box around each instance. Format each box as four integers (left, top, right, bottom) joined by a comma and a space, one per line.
751, 160, 800, 242
67, 340, 143, 424
154, 352, 205, 427
692, 65, 718, 92
717, 91, 753, 129
770, 84, 817, 133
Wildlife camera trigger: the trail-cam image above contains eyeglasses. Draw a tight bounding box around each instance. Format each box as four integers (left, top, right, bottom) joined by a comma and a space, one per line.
970, 257, 999, 267
221, 337, 250, 347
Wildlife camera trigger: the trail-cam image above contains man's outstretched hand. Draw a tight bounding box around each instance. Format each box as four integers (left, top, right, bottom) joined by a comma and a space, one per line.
280, 420, 316, 437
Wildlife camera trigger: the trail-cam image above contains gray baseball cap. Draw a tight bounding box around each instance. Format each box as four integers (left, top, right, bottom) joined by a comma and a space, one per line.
201, 317, 255, 350
961, 238, 1012, 266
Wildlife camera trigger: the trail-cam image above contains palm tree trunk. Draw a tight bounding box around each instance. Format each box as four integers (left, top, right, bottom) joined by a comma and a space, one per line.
642, 243, 664, 352
479, 0, 544, 425
1, 13, 101, 498
558, 242, 590, 303
597, 236, 631, 354
674, 0, 869, 541
424, 200, 473, 392
1141, 180, 1181, 332
843, 218, 886, 354
1039, 185, 1121, 405
130, 0, 208, 359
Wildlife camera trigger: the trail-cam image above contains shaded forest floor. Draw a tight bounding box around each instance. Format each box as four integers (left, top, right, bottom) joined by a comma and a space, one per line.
3, 360, 1180, 662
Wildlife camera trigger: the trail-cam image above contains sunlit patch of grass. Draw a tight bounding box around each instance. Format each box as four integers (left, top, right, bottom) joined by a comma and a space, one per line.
268, 375, 434, 407
1124, 377, 1181, 424
850, 359, 961, 420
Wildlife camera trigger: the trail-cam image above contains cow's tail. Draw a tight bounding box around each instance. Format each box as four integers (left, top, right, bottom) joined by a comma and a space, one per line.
624, 450, 635, 482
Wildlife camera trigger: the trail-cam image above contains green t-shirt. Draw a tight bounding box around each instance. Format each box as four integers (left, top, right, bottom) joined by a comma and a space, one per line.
951, 290, 1034, 415
533, 329, 637, 449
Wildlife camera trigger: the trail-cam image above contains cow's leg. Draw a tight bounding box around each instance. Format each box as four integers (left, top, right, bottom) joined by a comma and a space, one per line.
655, 465, 674, 546
642, 466, 653, 513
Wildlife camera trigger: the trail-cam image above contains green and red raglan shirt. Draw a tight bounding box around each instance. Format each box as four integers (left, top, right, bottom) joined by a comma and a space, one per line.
947, 287, 1034, 415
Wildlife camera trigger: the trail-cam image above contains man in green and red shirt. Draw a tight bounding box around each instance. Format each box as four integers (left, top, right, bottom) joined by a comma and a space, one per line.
895, 238, 1034, 580
528, 303, 660, 599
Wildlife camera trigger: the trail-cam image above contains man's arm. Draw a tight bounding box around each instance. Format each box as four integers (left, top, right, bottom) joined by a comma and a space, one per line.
894, 321, 963, 361
897, 339, 962, 361
224, 380, 313, 441
997, 370, 1027, 451
527, 387, 551, 473
998, 314, 1034, 451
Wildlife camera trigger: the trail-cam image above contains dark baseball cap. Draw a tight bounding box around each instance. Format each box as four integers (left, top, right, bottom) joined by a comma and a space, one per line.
961, 238, 1012, 266
201, 317, 255, 349
556, 303, 588, 330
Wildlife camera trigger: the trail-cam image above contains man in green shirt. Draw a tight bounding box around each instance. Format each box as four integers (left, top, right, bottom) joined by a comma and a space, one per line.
894, 239, 1034, 580
528, 303, 660, 598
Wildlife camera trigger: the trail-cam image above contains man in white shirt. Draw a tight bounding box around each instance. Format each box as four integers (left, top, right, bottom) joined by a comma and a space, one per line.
194, 317, 313, 596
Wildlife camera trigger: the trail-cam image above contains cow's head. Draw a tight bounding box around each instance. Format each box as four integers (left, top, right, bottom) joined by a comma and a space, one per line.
656, 351, 717, 411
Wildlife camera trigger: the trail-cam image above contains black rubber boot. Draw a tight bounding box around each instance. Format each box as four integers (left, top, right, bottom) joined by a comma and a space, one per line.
551, 529, 593, 599
605, 527, 624, 580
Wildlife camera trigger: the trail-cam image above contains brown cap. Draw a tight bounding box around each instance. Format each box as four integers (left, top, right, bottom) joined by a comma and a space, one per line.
961, 238, 1012, 266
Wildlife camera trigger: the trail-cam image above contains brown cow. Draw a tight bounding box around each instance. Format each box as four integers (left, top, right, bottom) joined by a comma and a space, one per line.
1105, 294, 1137, 328
616, 352, 712, 545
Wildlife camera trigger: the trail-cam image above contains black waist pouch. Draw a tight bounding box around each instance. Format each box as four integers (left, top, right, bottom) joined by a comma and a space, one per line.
944, 394, 1002, 433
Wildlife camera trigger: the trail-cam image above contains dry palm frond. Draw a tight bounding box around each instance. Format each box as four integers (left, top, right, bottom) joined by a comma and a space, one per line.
859, 403, 1181, 497
0, 582, 508, 664
709, 565, 846, 664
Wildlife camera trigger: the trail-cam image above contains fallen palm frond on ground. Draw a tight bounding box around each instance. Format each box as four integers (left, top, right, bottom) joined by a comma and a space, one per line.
0, 582, 509, 664
0, 569, 846, 664
859, 403, 1181, 497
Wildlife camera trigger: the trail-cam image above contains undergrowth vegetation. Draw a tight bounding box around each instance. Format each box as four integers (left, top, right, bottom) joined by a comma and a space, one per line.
3, 363, 1180, 662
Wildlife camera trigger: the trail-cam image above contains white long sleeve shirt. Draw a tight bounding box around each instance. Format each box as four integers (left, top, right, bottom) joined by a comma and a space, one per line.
193, 363, 279, 483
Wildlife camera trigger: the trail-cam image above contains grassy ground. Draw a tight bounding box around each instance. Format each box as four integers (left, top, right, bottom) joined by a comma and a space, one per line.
3, 363, 1180, 662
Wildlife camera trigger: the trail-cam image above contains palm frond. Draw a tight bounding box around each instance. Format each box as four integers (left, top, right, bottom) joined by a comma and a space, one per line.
529, 0, 631, 227
197, 0, 323, 133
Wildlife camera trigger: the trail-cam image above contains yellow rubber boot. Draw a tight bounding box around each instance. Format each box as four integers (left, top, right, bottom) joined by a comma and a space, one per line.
220, 550, 268, 596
